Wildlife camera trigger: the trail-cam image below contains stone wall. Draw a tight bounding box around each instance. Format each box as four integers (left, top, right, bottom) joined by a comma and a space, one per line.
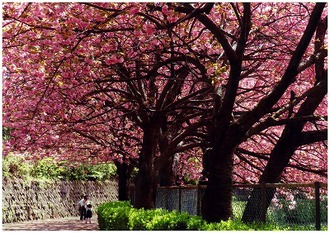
2, 178, 118, 223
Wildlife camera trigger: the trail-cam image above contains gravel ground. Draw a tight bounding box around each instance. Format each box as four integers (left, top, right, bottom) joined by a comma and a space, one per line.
2, 216, 99, 231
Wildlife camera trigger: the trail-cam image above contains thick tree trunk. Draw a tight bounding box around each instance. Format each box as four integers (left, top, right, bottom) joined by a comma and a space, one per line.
242, 125, 300, 222
241, 186, 276, 223
134, 126, 159, 209
201, 125, 242, 222
115, 161, 133, 201
159, 156, 176, 186
201, 154, 234, 221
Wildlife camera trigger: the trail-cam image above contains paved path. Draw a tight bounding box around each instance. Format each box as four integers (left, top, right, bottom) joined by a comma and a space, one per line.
2, 216, 99, 231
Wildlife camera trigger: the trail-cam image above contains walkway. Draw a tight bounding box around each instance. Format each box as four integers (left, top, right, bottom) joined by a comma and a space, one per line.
2, 216, 99, 231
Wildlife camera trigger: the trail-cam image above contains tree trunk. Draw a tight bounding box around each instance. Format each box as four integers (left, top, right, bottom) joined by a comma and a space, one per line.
134, 125, 159, 209
159, 156, 176, 186
241, 125, 299, 222
242, 185, 276, 223
201, 154, 234, 221
201, 125, 242, 222
115, 161, 133, 201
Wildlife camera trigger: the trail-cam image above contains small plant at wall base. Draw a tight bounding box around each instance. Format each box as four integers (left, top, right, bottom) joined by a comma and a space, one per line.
2, 155, 117, 181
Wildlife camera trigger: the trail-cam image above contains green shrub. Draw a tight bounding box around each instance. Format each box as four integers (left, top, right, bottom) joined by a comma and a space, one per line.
145, 210, 191, 230
142, 209, 206, 230
87, 163, 117, 181
32, 157, 61, 179
2, 155, 117, 181
201, 219, 250, 231
186, 215, 206, 230
2, 155, 34, 179
97, 201, 198, 231
97, 201, 325, 231
129, 208, 164, 230
97, 201, 132, 230
97, 201, 251, 231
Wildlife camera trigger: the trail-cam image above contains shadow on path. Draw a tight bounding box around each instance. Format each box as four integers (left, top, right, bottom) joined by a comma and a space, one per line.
2, 216, 99, 231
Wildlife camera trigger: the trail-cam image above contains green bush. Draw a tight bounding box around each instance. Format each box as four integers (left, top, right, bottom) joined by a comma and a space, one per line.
147, 210, 191, 230
2, 155, 117, 181
97, 201, 132, 230
32, 157, 62, 179
129, 208, 160, 230
201, 219, 250, 231
186, 215, 206, 230
97, 201, 251, 230
97, 201, 327, 231
97, 201, 199, 230
2, 155, 34, 179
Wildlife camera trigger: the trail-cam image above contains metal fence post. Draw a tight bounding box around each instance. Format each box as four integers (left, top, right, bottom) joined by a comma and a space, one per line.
315, 182, 321, 230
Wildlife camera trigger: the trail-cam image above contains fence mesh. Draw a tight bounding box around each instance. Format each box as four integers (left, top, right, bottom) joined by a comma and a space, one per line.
181, 188, 198, 215
154, 183, 327, 230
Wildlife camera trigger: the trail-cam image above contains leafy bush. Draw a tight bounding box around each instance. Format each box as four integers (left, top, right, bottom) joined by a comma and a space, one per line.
2, 155, 117, 181
2, 155, 34, 179
97, 201, 132, 230
97, 201, 327, 231
97, 201, 246, 230
146, 210, 191, 230
97, 201, 197, 230
129, 208, 159, 230
31, 157, 62, 179
186, 215, 206, 230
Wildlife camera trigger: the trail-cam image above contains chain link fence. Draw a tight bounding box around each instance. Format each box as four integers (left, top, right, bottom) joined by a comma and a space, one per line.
154, 183, 327, 230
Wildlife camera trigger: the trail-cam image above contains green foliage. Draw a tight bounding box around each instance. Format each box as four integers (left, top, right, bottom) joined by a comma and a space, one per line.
201, 219, 250, 231
32, 157, 62, 179
231, 198, 246, 221
96, 201, 245, 230
97, 201, 327, 231
147, 210, 191, 230
96, 201, 198, 231
97, 201, 132, 230
232, 196, 327, 230
128, 208, 157, 230
2, 127, 11, 141
2, 155, 34, 179
2, 155, 117, 181
266, 197, 328, 227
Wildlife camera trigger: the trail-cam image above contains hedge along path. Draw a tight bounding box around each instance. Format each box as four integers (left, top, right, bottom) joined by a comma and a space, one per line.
2, 216, 99, 231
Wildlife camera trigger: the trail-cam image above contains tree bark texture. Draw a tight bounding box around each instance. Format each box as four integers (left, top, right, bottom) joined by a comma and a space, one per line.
201, 124, 244, 222
134, 125, 159, 209
159, 156, 176, 186
115, 161, 133, 201
201, 152, 234, 221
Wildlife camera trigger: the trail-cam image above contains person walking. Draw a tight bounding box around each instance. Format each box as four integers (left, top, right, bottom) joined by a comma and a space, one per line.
77, 195, 89, 221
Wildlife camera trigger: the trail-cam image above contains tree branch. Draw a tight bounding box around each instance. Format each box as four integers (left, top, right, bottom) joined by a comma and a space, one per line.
239, 3, 326, 131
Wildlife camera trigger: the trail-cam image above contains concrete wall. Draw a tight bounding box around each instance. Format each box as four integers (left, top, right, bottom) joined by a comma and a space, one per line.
2, 178, 118, 223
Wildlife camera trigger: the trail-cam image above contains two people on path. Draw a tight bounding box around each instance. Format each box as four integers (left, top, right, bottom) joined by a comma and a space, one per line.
77, 195, 93, 223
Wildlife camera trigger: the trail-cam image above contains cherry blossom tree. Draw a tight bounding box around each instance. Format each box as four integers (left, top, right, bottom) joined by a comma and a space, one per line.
3, 2, 327, 223
241, 14, 328, 223
168, 2, 327, 221
3, 2, 214, 206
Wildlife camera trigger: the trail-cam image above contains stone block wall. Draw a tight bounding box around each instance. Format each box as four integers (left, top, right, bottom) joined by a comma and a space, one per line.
2, 178, 118, 223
